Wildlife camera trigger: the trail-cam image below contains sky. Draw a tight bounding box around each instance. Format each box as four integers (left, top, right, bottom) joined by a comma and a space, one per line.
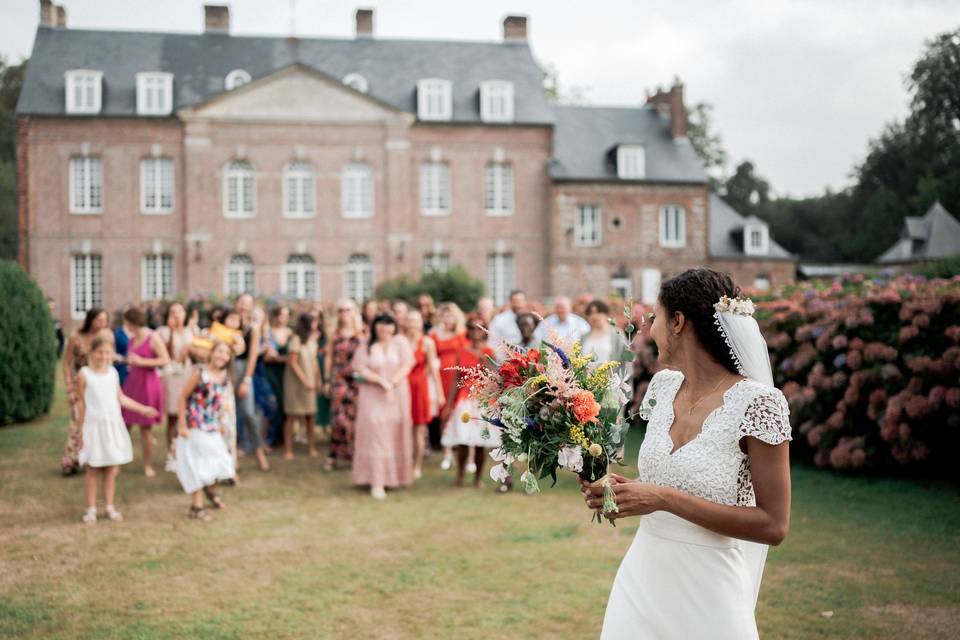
0, 0, 954, 197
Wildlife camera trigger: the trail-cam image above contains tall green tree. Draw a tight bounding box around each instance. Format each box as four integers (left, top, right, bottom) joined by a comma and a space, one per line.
0, 57, 27, 261
686, 101, 727, 188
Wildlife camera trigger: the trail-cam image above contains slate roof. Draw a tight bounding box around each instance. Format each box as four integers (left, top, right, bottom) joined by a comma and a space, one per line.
16, 26, 553, 124
709, 193, 794, 261
877, 202, 960, 264
549, 105, 707, 183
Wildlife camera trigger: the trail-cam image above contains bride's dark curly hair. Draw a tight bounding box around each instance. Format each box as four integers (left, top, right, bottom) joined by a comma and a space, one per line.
658, 268, 741, 375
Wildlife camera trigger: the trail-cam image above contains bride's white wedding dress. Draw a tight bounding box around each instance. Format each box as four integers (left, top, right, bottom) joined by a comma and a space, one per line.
601, 369, 792, 640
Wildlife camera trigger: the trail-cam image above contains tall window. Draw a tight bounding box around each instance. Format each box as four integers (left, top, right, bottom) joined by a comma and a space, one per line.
417, 79, 453, 121
65, 70, 102, 114
283, 161, 315, 218
480, 81, 514, 123
420, 162, 451, 216
141, 158, 173, 214
484, 163, 513, 215
575, 205, 602, 247
142, 253, 174, 300
641, 268, 661, 305
136, 72, 174, 116
224, 160, 255, 218
225, 255, 255, 296
70, 156, 102, 214
486, 252, 514, 306
341, 163, 374, 218
617, 145, 646, 179
345, 254, 374, 302
282, 255, 319, 300
71, 253, 103, 319
422, 253, 449, 273
659, 205, 686, 248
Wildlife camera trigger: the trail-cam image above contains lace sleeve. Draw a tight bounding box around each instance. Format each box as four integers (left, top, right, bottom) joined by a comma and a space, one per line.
637, 370, 671, 421
739, 386, 792, 445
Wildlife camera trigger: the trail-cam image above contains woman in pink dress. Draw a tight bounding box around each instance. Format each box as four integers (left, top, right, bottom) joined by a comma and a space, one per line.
120, 307, 170, 477
351, 313, 415, 500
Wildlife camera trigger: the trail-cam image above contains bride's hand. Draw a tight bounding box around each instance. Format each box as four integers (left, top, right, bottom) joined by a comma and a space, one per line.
581, 473, 667, 519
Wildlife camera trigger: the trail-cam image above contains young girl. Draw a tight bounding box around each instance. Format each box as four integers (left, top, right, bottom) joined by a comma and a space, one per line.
440, 314, 501, 487
76, 336, 159, 524
176, 341, 237, 521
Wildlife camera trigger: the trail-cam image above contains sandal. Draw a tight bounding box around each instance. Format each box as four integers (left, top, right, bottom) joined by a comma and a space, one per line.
82, 507, 97, 525
104, 505, 124, 522
203, 487, 226, 509
188, 506, 212, 521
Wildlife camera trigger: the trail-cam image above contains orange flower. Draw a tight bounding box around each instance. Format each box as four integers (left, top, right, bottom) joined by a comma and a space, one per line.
572, 390, 600, 424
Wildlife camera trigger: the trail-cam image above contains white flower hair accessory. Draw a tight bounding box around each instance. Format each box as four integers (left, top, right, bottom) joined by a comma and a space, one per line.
714, 295, 756, 317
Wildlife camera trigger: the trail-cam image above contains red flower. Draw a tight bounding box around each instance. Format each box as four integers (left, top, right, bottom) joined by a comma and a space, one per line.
498, 361, 523, 388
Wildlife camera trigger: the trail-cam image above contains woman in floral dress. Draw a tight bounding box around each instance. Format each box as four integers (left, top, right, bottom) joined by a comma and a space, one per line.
323, 299, 362, 471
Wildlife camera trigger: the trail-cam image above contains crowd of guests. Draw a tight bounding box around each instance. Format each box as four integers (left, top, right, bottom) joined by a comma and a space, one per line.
60, 290, 634, 523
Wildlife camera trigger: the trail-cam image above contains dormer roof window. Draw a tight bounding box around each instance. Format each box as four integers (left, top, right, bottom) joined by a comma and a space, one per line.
743, 220, 770, 256
417, 79, 452, 121
480, 80, 514, 123
616, 145, 645, 179
343, 73, 369, 94
65, 70, 102, 114
225, 69, 252, 91
136, 72, 174, 116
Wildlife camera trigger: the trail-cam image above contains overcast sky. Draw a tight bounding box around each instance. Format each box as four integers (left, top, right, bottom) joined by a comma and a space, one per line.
1, 0, 954, 196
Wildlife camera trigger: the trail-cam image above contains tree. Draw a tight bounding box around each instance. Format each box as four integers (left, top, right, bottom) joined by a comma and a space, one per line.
686, 101, 727, 187
539, 60, 590, 105
375, 266, 485, 312
0, 57, 26, 261
722, 161, 770, 214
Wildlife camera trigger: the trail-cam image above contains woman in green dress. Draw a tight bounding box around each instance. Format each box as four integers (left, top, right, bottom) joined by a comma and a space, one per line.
262, 305, 291, 447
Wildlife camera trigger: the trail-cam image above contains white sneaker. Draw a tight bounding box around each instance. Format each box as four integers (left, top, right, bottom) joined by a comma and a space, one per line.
164, 453, 177, 473
466, 462, 477, 474
440, 457, 452, 471
370, 486, 387, 500
82, 507, 97, 525
104, 505, 123, 522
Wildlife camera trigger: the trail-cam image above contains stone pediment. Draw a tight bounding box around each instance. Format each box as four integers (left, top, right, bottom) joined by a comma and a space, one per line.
180, 63, 408, 124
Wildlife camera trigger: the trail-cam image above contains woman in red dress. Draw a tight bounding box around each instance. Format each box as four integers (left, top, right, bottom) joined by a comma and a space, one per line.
429, 303, 467, 470
404, 310, 444, 480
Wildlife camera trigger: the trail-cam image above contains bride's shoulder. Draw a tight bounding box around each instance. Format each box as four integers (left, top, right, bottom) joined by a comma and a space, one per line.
734, 380, 792, 444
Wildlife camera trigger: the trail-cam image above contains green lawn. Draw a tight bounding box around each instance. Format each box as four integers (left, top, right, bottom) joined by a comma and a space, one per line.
1, 383, 958, 639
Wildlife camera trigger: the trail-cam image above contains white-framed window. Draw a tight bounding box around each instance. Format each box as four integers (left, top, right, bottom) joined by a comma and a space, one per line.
611, 276, 632, 300
744, 223, 770, 256
65, 70, 102, 114
417, 78, 452, 121
225, 69, 252, 91
486, 252, 514, 307
282, 254, 319, 300
225, 255, 256, 296
283, 161, 315, 219
575, 204, 603, 247
70, 253, 103, 320
659, 205, 686, 248
422, 253, 450, 273
753, 275, 772, 291
641, 268, 661, 305
224, 159, 255, 218
342, 73, 369, 94
345, 254, 374, 302
341, 162, 374, 218
484, 163, 513, 215
140, 157, 174, 214
69, 156, 103, 214
480, 80, 514, 123
420, 162, 451, 216
136, 72, 174, 116
142, 253, 174, 300
617, 145, 646, 179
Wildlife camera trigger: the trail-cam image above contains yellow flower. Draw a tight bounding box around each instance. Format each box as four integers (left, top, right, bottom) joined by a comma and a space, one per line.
569, 423, 590, 449
572, 341, 582, 358
460, 411, 472, 424
527, 374, 549, 387
587, 361, 621, 388
588, 443, 603, 457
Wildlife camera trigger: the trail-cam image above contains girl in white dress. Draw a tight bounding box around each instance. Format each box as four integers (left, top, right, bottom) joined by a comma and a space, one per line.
75, 336, 160, 524
583, 268, 792, 640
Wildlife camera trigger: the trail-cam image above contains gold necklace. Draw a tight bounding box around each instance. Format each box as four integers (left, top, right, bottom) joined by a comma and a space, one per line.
683, 373, 732, 416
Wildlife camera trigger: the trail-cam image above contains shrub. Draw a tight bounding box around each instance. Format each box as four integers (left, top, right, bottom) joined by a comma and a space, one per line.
375, 266, 485, 311
0, 260, 56, 424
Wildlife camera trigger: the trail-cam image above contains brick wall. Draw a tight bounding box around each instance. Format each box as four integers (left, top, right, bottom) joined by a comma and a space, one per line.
708, 258, 797, 292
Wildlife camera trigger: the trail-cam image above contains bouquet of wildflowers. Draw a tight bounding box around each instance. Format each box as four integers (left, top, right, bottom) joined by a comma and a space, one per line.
457, 318, 637, 524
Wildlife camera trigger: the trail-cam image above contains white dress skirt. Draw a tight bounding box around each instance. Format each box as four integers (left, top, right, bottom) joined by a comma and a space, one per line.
175, 430, 236, 494
77, 367, 134, 468
441, 398, 502, 448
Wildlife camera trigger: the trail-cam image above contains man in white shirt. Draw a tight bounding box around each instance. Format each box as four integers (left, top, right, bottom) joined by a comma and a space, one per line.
534, 295, 590, 343
487, 289, 527, 361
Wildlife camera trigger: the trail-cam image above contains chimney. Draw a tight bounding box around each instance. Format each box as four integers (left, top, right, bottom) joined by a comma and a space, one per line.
503, 15, 528, 41
39, 0, 55, 27
55, 4, 66, 27
355, 8, 374, 38
204, 4, 230, 33
646, 79, 687, 139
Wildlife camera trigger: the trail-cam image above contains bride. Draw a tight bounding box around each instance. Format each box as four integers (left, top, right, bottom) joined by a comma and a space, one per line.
582, 268, 792, 639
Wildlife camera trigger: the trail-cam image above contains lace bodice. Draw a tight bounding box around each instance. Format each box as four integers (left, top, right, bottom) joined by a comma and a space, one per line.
636, 369, 792, 506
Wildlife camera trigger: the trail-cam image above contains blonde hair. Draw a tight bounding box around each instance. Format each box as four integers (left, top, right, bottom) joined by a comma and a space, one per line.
335, 298, 363, 335
437, 302, 466, 334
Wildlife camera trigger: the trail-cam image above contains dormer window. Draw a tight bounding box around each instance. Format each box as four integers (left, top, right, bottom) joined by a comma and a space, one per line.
417, 79, 452, 121
744, 222, 770, 256
480, 80, 514, 123
617, 145, 645, 179
65, 70, 102, 114
343, 73, 369, 94
136, 72, 174, 116
225, 69, 252, 91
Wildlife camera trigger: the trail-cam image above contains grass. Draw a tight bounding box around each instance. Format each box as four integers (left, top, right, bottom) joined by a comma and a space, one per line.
1, 383, 958, 639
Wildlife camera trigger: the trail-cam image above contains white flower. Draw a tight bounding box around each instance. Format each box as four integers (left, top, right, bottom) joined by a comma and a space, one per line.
714, 295, 756, 317
516, 452, 528, 463
489, 447, 514, 465
489, 463, 510, 483
610, 372, 631, 406
557, 446, 584, 473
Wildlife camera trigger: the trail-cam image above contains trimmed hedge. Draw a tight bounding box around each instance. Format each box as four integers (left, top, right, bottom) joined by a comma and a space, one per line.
375, 266, 485, 312
0, 260, 56, 424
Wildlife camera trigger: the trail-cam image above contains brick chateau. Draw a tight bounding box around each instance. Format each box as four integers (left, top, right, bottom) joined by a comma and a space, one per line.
16, 2, 796, 326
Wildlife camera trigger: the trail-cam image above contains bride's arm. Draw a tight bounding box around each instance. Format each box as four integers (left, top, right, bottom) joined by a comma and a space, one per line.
583, 438, 790, 546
